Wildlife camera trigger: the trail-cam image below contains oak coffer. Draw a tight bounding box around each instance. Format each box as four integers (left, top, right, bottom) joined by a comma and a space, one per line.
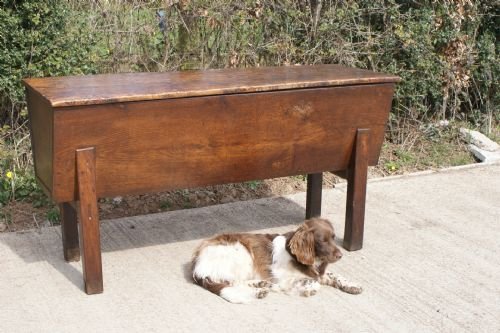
24, 64, 400, 294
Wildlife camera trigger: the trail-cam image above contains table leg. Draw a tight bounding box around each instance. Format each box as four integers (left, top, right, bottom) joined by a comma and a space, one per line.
76, 147, 103, 294
344, 129, 370, 251
306, 173, 323, 219
59, 202, 80, 262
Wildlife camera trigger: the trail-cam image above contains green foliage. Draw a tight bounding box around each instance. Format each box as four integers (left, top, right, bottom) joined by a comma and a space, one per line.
0, 0, 100, 205
2, 0, 497, 124
0, 0, 99, 119
0, 0, 497, 206
0, 162, 48, 206
73, 0, 496, 124
159, 200, 171, 210
382, 122, 476, 174
46, 207, 60, 225
245, 180, 261, 190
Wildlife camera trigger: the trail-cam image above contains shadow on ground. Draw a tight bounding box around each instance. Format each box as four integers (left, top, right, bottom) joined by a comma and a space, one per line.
1, 195, 320, 290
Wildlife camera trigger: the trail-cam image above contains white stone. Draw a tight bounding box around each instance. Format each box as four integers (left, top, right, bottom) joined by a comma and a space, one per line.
113, 196, 123, 204
460, 128, 500, 152
467, 144, 500, 163
438, 120, 450, 127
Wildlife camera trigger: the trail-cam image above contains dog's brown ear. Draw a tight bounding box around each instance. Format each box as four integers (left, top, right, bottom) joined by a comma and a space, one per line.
289, 223, 315, 265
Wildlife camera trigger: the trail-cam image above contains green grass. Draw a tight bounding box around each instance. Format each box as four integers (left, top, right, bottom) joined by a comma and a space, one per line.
245, 180, 261, 190
159, 200, 171, 210
46, 207, 60, 225
380, 122, 477, 174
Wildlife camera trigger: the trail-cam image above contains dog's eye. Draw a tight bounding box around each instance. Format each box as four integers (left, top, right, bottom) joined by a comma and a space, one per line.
331, 235, 336, 240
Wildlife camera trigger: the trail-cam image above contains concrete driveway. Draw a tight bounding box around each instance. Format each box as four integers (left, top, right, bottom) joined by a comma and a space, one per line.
1, 163, 499, 332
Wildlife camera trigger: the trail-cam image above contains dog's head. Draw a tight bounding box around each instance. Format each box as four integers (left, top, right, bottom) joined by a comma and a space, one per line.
288, 218, 342, 269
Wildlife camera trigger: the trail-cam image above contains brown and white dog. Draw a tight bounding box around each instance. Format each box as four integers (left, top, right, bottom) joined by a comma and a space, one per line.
191, 218, 362, 303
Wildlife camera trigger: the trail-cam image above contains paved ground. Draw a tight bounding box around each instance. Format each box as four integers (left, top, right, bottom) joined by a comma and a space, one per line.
1, 163, 499, 333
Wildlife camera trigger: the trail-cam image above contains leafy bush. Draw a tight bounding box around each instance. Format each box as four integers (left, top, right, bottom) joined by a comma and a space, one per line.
0, 0, 100, 204
0, 0, 498, 206
176, 1, 498, 123
74, 0, 497, 128
0, 0, 99, 118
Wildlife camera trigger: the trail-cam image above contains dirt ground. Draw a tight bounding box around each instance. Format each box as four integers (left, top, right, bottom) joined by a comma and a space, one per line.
0, 128, 480, 233
1, 170, 383, 232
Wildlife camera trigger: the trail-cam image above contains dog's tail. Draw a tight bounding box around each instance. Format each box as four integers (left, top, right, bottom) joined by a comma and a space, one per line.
193, 276, 230, 296
193, 276, 268, 304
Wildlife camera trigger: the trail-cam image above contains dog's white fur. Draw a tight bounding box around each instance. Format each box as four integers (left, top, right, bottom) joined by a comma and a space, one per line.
193, 242, 257, 283
270, 235, 322, 296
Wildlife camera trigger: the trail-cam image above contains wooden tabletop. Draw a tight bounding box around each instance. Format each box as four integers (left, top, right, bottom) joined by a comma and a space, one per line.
23, 64, 400, 107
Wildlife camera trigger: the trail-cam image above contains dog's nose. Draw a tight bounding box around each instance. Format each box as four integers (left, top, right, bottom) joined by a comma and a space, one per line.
335, 252, 342, 260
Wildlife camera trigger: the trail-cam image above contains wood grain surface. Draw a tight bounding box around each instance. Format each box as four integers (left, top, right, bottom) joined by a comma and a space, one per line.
23, 64, 400, 107
306, 173, 323, 219
51, 84, 394, 202
24, 65, 399, 292
25, 86, 53, 194
344, 129, 370, 251
59, 202, 80, 262
76, 148, 103, 294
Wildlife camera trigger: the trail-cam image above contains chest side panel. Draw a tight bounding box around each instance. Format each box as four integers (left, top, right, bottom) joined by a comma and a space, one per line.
26, 88, 53, 195
52, 84, 394, 202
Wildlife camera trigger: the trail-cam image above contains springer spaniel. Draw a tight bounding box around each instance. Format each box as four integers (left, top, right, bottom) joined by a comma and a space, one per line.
191, 218, 362, 303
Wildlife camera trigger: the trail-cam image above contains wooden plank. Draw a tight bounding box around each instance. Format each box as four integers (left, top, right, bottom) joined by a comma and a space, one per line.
25, 87, 53, 192
344, 129, 370, 251
22, 65, 400, 107
306, 173, 322, 219
59, 202, 80, 262
52, 84, 394, 202
76, 147, 103, 294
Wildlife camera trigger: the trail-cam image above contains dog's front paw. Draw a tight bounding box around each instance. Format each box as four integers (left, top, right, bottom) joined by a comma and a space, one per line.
323, 272, 363, 295
339, 282, 363, 295
256, 287, 270, 299
249, 280, 273, 289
